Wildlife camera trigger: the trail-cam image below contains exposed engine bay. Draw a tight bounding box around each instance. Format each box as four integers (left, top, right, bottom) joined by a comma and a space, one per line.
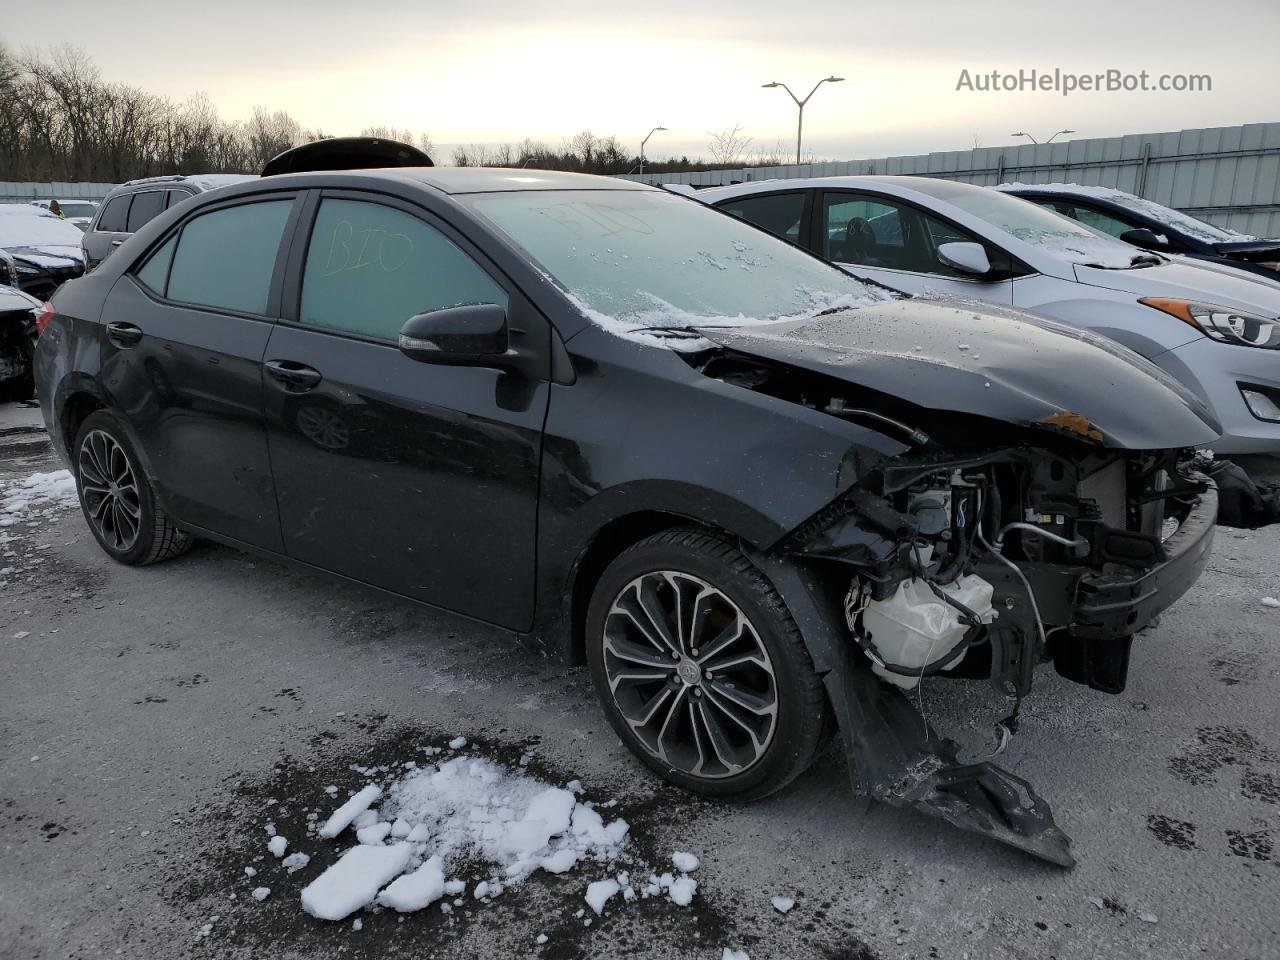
693, 345, 1219, 866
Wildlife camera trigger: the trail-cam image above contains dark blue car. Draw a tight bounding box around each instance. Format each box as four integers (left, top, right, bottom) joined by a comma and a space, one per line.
999, 183, 1280, 286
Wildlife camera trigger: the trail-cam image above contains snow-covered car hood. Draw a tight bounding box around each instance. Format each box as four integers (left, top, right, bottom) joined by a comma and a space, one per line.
1073, 259, 1280, 316
4, 244, 85, 268
694, 297, 1221, 450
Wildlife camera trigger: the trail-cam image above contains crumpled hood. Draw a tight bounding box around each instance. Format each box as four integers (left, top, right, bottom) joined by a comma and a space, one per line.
694, 298, 1221, 450
1074, 259, 1280, 315
5, 243, 85, 270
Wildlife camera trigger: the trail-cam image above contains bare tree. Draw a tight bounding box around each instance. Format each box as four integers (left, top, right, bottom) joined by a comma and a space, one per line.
707, 123, 752, 166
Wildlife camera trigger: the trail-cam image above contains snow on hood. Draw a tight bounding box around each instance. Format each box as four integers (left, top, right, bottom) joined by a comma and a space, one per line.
998, 181, 1254, 244
568, 286, 899, 352
0, 208, 86, 255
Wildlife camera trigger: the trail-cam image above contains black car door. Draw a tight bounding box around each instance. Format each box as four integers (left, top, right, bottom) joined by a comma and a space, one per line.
262, 191, 549, 630
99, 193, 301, 550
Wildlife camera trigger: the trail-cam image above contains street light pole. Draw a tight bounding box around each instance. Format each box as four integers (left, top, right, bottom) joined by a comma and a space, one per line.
1011, 129, 1076, 145
639, 126, 667, 176
762, 76, 844, 165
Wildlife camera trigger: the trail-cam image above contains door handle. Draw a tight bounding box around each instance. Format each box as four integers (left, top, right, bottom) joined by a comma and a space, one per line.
106, 321, 143, 347
264, 359, 323, 391
110, 240, 123, 247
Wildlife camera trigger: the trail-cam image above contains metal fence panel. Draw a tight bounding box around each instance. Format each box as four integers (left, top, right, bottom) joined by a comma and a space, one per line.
0, 181, 118, 204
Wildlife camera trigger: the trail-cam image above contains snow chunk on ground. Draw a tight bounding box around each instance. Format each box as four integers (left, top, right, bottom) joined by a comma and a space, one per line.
1262, 597, 1280, 608
317, 785, 381, 839
300, 843, 413, 920
585, 878, 620, 915
541, 848, 579, 874
0, 470, 78, 527
376, 855, 445, 913
448, 736, 467, 749
267, 835, 287, 857
390, 817, 412, 838
282, 852, 311, 874
251, 887, 270, 901
723, 949, 750, 960
771, 895, 795, 913
356, 822, 392, 845
667, 875, 697, 906
385, 756, 627, 884
671, 851, 699, 872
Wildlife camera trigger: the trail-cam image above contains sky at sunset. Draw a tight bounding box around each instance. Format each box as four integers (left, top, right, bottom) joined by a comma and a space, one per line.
7, 0, 1278, 163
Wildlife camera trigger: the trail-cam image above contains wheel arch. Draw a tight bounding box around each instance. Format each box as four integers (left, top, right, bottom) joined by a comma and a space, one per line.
560, 510, 716, 665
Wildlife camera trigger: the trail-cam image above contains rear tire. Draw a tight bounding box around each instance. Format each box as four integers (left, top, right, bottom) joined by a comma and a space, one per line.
585, 528, 829, 801
73, 410, 192, 566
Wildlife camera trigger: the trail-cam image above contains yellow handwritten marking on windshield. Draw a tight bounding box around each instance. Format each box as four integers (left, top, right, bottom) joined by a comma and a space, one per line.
318, 219, 414, 277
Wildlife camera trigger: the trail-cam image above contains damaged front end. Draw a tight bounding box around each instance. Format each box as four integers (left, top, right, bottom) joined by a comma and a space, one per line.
689, 318, 1219, 866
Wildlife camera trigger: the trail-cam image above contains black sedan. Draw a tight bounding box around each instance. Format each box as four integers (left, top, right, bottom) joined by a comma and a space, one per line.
1000, 182, 1280, 285
35, 159, 1221, 865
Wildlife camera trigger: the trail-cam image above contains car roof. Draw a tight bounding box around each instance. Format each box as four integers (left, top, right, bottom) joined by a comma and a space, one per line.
364, 167, 658, 195
699, 174, 987, 203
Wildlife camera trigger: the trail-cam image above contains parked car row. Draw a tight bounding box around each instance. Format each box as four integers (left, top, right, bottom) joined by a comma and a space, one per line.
34, 140, 1224, 865
700, 176, 1280, 453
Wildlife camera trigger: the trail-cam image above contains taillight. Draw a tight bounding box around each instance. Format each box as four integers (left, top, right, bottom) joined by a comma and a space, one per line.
35, 302, 55, 336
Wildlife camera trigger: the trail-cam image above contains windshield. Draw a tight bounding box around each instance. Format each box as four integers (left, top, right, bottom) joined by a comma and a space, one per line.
467, 189, 886, 343
1104, 193, 1250, 243
906, 179, 1145, 269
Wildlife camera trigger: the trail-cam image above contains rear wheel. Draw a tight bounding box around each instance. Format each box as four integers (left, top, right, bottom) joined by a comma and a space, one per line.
586, 528, 829, 801
73, 410, 192, 566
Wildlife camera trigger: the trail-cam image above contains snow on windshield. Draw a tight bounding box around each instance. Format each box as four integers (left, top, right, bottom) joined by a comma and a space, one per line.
997, 181, 1253, 244
0, 206, 85, 251
905, 180, 1142, 269
469, 190, 891, 347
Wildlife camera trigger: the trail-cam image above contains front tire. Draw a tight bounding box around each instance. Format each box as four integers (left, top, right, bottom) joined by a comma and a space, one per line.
586, 528, 829, 801
73, 410, 192, 566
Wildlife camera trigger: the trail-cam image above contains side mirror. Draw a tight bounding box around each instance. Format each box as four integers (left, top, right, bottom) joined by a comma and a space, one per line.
1119, 228, 1167, 250
399, 304, 510, 366
936, 241, 992, 276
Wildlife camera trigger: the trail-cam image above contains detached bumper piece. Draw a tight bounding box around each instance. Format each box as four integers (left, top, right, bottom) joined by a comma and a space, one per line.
829, 663, 1075, 867
1054, 479, 1218, 694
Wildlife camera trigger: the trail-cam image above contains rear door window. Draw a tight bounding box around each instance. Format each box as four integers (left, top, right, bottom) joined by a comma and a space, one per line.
166, 190, 193, 209
716, 192, 807, 244
298, 198, 508, 341
97, 195, 130, 232
166, 199, 294, 314
125, 191, 166, 232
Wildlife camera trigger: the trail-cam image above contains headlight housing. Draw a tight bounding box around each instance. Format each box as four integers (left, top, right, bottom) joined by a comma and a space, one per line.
1139, 297, 1280, 349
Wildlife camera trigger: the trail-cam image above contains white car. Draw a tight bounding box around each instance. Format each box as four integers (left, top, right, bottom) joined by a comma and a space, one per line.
698, 176, 1280, 454
30, 198, 100, 232
0, 205, 88, 300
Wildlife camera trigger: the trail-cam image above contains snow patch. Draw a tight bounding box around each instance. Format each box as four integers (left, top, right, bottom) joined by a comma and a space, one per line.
771, 895, 795, 913
1, 471, 78, 527
376, 855, 445, 913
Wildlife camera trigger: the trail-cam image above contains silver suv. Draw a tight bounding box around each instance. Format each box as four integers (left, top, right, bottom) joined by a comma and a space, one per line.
82, 174, 256, 268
